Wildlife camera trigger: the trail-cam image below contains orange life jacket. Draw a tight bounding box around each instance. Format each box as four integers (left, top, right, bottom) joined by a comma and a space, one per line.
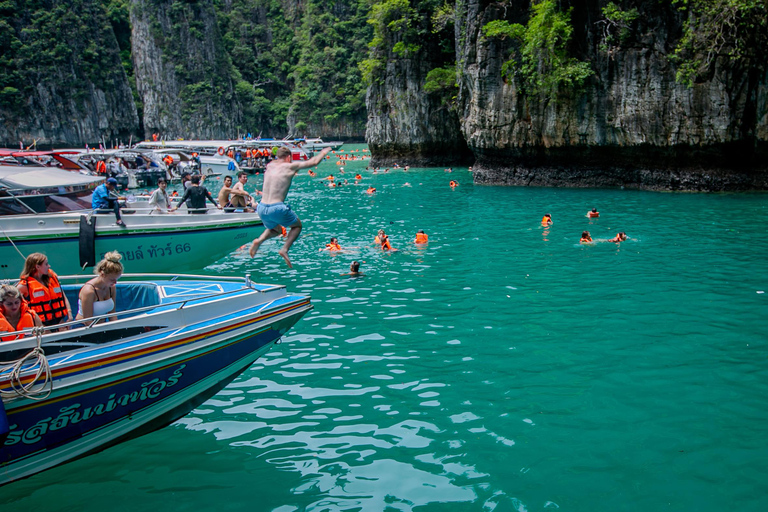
227, 150, 234, 159
355, 174, 362, 180
246, 149, 252, 158
326, 243, 341, 251
19, 270, 67, 324
588, 212, 599, 217
381, 237, 392, 250
415, 233, 428, 243
367, 188, 375, 193
542, 216, 551, 225
96, 161, 106, 174
0, 302, 36, 342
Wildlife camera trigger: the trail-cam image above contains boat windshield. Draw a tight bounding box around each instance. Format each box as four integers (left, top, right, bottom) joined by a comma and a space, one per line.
0, 188, 93, 215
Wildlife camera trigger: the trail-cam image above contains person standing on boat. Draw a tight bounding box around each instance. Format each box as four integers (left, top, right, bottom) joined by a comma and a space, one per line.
174, 174, 221, 214
76, 251, 123, 324
249, 146, 332, 267
0, 284, 42, 341
92, 177, 126, 227
148, 178, 172, 214
17, 253, 73, 330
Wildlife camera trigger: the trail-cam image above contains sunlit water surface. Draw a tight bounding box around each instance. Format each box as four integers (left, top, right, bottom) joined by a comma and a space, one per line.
3, 145, 768, 511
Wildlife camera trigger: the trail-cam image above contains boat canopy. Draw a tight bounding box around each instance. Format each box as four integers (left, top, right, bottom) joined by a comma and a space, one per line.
0, 166, 103, 191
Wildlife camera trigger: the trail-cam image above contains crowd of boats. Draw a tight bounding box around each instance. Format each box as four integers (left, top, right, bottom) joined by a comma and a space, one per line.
0, 137, 343, 485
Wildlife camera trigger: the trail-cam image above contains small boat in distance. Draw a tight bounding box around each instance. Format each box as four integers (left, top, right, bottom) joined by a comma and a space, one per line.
0, 273, 312, 486
294, 137, 344, 152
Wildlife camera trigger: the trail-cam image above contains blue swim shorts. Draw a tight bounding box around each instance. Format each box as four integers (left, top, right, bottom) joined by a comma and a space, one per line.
257, 202, 299, 230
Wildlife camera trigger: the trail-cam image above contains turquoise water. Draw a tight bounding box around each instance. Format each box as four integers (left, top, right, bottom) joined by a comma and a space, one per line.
3, 145, 768, 511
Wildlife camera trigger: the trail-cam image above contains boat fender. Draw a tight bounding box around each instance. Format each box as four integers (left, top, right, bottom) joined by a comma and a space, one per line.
0, 398, 9, 446
79, 215, 96, 268
217, 147, 225, 156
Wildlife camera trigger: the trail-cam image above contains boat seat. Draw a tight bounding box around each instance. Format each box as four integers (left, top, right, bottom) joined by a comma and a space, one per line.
62, 283, 161, 319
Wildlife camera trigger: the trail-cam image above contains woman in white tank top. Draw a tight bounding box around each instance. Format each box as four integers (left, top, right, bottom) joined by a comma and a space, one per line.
76, 251, 124, 324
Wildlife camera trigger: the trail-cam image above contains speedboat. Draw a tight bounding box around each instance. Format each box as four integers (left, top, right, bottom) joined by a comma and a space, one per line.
295, 137, 344, 152
0, 273, 312, 485
0, 166, 263, 279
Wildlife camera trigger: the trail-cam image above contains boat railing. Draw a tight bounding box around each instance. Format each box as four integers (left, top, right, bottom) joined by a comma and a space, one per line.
1, 273, 284, 342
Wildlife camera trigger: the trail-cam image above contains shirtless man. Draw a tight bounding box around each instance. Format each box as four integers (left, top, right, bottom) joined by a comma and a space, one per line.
217, 176, 234, 210
249, 146, 332, 267
230, 171, 260, 210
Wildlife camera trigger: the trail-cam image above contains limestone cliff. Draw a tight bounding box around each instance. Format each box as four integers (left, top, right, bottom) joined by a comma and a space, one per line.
454, 0, 768, 191
0, 0, 139, 146
130, 0, 241, 139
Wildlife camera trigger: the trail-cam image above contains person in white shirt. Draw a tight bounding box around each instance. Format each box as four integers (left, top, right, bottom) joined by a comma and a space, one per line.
148, 178, 171, 214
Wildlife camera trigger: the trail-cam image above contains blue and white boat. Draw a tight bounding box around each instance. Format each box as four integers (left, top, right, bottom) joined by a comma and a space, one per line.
0, 273, 312, 485
0, 166, 263, 279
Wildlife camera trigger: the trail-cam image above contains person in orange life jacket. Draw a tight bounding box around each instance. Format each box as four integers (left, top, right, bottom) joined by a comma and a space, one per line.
609, 232, 628, 243
17, 253, 73, 329
1, 284, 42, 342
76, 251, 123, 325
374, 229, 385, 245
355, 174, 362, 180
414, 230, 428, 244
587, 208, 600, 218
366, 186, 376, 194
321, 237, 342, 252
541, 214, 553, 226
96, 160, 106, 175
380, 233, 395, 251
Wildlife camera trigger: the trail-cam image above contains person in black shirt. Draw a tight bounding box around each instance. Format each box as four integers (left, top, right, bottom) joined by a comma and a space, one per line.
173, 175, 221, 214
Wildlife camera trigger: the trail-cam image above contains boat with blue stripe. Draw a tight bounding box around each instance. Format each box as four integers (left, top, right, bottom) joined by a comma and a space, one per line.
0, 273, 312, 486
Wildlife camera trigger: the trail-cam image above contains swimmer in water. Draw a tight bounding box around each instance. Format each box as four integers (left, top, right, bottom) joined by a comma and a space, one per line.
541, 214, 553, 226
321, 237, 342, 251
366, 186, 376, 194
449, 180, 458, 188
414, 230, 428, 244
341, 261, 364, 277
580, 231, 593, 243
587, 208, 599, 218
608, 232, 628, 243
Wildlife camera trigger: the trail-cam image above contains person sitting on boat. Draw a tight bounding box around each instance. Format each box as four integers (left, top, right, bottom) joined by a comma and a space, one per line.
1, 284, 43, 341
17, 253, 73, 330
608, 232, 628, 243
218, 175, 234, 211
174, 174, 221, 214
181, 172, 192, 190
135, 154, 146, 170
321, 237, 342, 252
230, 171, 260, 211
341, 261, 364, 277
92, 177, 126, 227
541, 214, 553, 226
76, 251, 123, 324
580, 231, 593, 243
587, 208, 600, 218
148, 178, 172, 214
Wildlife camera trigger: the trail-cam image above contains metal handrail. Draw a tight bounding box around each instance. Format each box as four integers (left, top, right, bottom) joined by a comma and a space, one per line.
1, 275, 286, 340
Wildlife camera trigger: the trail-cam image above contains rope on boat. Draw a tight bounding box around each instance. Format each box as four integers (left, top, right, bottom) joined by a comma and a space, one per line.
0, 328, 53, 401
0, 220, 27, 261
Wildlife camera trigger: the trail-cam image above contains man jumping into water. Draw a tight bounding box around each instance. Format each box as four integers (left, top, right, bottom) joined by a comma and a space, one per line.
249, 146, 332, 267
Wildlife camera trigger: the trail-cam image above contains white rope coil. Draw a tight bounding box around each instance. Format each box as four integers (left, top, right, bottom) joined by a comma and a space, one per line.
0, 328, 53, 401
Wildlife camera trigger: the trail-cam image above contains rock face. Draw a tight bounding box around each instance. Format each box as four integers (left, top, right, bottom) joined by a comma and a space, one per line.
130, 0, 241, 139
366, 57, 473, 166
453, 0, 768, 191
0, 0, 139, 146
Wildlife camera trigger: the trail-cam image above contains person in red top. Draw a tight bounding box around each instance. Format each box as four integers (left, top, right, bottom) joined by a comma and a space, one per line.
96, 160, 106, 175
1, 284, 42, 341
17, 253, 73, 329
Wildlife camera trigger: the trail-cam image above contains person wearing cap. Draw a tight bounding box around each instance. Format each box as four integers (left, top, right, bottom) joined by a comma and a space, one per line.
92, 178, 126, 226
